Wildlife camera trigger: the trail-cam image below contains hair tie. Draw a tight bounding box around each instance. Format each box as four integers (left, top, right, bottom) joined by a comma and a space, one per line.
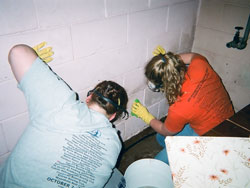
161, 54, 166, 63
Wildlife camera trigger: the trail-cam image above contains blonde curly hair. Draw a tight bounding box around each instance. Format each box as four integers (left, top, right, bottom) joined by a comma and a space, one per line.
145, 52, 187, 105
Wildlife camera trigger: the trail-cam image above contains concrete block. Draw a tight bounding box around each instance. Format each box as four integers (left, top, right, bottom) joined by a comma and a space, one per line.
119, 39, 148, 68
57, 39, 148, 92
113, 114, 128, 129
221, 4, 250, 34
2, 113, 29, 151
124, 102, 158, 140
144, 87, 165, 107
0, 27, 73, 78
54, 47, 131, 94
123, 68, 147, 95
0, 80, 27, 120
224, 55, 250, 90
124, 116, 147, 140
197, 0, 224, 31
127, 90, 145, 113
150, 0, 191, 8
0, 124, 8, 155
148, 103, 159, 119
53, 60, 93, 92
0, 0, 37, 35
158, 98, 169, 119
193, 26, 248, 59
106, 0, 148, 17
148, 30, 181, 57
179, 26, 195, 53
0, 65, 14, 84
198, 1, 250, 34
71, 16, 127, 58
128, 7, 168, 41
167, 0, 198, 33
35, 0, 105, 27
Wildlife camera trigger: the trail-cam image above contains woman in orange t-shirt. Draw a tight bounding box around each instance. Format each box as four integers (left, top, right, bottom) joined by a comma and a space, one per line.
131, 46, 234, 164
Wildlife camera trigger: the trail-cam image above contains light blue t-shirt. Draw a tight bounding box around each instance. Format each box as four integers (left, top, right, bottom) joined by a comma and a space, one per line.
0, 58, 122, 188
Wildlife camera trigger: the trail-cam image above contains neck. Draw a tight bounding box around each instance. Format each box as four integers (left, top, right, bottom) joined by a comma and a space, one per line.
87, 102, 111, 119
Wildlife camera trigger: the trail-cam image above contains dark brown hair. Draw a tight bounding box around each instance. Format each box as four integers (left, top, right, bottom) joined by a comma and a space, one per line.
89, 80, 128, 121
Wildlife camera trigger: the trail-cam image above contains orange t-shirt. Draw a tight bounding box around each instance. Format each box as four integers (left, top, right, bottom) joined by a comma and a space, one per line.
165, 56, 234, 135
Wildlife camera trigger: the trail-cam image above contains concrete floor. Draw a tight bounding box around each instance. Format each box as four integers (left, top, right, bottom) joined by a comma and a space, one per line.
116, 127, 162, 174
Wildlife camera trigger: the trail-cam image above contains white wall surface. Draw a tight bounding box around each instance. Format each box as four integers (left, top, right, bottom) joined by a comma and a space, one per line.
0, 0, 199, 163
193, 0, 250, 112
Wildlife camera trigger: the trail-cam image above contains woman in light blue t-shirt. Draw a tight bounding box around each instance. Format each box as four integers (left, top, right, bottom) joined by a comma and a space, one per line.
0, 43, 129, 188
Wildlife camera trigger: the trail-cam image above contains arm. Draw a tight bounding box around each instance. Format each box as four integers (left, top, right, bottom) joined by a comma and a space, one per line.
9, 44, 74, 115
8, 44, 38, 83
131, 99, 177, 136
149, 119, 177, 136
8, 42, 54, 83
178, 53, 206, 65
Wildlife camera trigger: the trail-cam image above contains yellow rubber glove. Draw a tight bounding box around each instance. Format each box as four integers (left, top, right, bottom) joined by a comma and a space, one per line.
33, 42, 54, 63
153, 45, 166, 56
131, 99, 155, 125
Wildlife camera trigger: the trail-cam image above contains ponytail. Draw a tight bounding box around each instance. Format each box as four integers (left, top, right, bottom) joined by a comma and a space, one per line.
145, 52, 187, 105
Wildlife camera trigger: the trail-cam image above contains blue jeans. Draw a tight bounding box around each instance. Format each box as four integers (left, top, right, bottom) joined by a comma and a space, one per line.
154, 124, 198, 164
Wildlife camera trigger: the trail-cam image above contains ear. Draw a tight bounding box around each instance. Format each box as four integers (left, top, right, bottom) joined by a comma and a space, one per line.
86, 94, 92, 104
109, 112, 116, 121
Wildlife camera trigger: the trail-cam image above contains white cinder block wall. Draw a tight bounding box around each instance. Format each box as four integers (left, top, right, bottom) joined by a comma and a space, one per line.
0, 0, 199, 164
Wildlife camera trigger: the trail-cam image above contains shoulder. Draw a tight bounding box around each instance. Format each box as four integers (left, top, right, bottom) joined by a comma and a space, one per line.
187, 55, 210, 82
191, 54, 208, 65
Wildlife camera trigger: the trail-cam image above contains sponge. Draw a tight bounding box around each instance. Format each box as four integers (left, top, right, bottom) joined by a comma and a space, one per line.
131, 99, 140, 117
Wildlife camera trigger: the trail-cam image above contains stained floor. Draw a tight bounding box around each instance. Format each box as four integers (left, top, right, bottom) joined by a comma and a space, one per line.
116, 126, 162, 174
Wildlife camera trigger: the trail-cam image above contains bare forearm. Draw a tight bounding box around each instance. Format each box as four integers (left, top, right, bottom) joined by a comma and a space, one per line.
179, 52, 205, 65
149, 119, 176, 136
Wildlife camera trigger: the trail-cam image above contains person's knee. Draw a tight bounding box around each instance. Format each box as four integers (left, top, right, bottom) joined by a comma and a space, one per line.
156, 133, 166, 147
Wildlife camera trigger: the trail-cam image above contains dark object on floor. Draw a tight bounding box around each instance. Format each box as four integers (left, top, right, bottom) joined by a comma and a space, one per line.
204, 104, 250, 137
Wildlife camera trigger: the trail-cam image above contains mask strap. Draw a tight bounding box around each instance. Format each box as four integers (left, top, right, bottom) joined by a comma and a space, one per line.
87, 89, 129, 118
147, 81, 163, 92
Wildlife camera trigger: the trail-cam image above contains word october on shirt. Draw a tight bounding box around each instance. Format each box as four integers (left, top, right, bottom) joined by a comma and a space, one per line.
0, 58, 121, 188
165, 56, 234, 135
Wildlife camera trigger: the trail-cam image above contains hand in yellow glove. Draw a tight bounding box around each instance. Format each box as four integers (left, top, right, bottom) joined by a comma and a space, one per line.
33, 42, 54, 63
153, 45, 166, 56
131, 99, 155, 125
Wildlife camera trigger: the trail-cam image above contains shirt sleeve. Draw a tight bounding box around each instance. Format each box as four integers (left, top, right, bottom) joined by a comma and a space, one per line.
18, 57, 76, 117
164, 109, 189, 133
